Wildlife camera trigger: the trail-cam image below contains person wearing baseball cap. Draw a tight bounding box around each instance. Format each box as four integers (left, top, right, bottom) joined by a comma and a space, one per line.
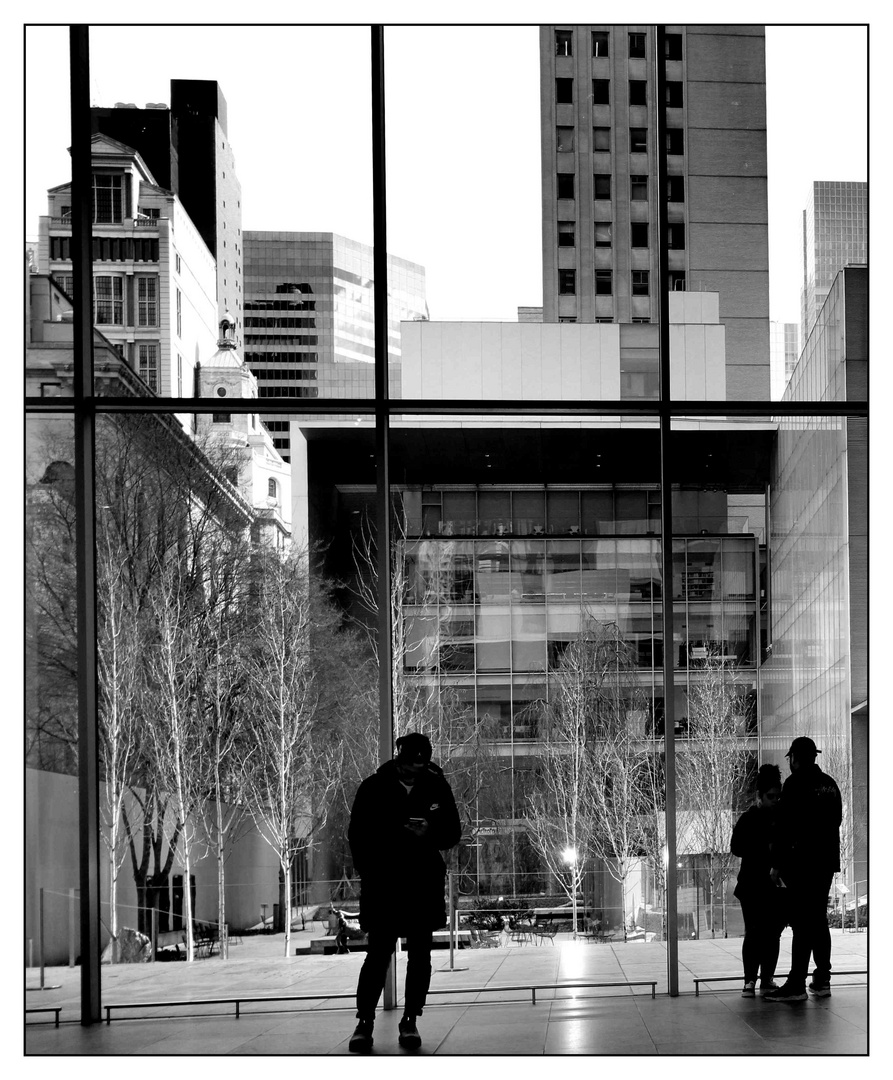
764, 736, 842, 1004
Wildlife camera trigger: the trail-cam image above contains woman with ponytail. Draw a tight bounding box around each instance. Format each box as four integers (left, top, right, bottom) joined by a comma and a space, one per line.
730, 762, 787, 997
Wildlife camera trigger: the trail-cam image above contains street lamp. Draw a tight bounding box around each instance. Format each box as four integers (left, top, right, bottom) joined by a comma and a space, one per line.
562, 847, 578, 939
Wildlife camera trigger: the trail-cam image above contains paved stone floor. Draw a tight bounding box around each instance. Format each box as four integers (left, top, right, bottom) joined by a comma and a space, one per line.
25, 927, 868, 1057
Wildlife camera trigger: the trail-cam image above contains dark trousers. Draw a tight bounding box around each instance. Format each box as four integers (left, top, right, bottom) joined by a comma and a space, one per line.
355, 925, 434, 1021
739, 892, 786, 984
783, 871, 834, 986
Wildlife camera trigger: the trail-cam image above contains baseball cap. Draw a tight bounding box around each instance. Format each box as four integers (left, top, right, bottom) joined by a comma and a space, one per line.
785, 736, 820, 758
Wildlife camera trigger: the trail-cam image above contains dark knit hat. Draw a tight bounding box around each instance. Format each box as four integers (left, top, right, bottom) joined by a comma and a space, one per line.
785, 736, 820, 759
395, 732, 433, 765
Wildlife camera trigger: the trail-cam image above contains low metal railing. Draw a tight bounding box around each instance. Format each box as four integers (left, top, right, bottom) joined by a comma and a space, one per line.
693, 970, 867, 996
100, 978, 657, 1024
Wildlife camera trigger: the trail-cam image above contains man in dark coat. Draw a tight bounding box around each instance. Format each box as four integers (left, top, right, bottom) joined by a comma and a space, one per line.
764, 736, 843, 1004
347, 732, 462, 1053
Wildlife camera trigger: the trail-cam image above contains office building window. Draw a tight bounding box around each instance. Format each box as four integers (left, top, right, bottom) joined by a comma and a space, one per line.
592, 79, 610, 105
92, 173, 123, 223
176, 288, 182, 337
556, 126, 575, 152
668, 223, 686, 249
630, 128, 647, 153
558, 221, 575, 247
138, 343, 159, 390
593, 127, 611, 152
631, 175, 648, 201
629, 32, 646, 58
556, 78, 573, 104
594, 174, 611, 199
137, 276, 158, 327
175, 252, 181, 274
629, 80, 647, 106
667, 129, 684, 155
557, 173, 575, 200
665, 33, 682, 60
631, 222, 649, 247
595, 221, 612, 247
592, 30, 609, 56
669, 271, 686, 291
177, 353, 183, 397
558, 270, 576, 294
555, 29, 573, 56
93, 275, 123, 324
632, 270, 650, 296
595, 316, 613, 323
667, 176, 685, 202
559, 316, 577, 323
666, 82, 683, 107
595, 269, 613, 295
632, 317, 651, 323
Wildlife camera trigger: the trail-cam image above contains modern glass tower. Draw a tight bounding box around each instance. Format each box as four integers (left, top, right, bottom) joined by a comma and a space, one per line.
243, 232, 428, 459
800, 180, 867, 347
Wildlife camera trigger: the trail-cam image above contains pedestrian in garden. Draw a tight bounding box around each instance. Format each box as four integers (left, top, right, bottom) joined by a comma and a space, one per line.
764, 737, 842, 1003
347, 732, 462, 1053
730, 762, 786, 997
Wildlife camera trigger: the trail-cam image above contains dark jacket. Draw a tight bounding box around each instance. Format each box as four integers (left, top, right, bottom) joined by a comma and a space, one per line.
771, 763, 842, 879
730, 804, 778, 900
348, 758, 462, 934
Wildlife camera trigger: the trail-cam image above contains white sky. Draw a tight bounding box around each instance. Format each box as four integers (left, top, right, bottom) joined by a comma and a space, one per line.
24, 23, 867, 327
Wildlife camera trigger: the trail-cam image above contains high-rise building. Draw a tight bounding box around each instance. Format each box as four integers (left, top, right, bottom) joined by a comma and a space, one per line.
769, 320, 798, 400
243, 232, 428, 460
540, 25, 769, 399
800, 180, 867, 347
92, 80, 244, 349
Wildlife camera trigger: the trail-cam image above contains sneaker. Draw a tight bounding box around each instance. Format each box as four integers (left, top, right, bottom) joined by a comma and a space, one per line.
808, 978, 831, 998
764, 982, 807, 1003
741, 981, 756, 998
349, 1020, 374, 1053
398, 1016, 422, 1051
759, 980, 780, 996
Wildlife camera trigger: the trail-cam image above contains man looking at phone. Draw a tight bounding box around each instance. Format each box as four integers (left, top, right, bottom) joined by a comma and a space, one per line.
347, 732, 462, 1053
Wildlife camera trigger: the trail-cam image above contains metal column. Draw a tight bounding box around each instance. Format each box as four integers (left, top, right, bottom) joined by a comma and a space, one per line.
371, 24, 397, 1011
655, 24, 680, 995
70, 23, 102, 1024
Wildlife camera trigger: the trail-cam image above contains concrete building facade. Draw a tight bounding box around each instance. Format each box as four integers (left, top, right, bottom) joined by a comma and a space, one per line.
540, 24, 769, 399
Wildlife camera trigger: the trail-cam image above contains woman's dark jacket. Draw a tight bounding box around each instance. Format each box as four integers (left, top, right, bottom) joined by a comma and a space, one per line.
348, 758, 462, 934
730, 804, 778, 901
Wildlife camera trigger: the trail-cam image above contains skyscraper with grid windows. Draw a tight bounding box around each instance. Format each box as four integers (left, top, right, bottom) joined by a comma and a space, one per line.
540, 25, 769, 400
800, 180, 867, 348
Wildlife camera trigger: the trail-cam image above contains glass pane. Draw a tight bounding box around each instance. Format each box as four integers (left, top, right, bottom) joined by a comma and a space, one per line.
26, 413, 82, 969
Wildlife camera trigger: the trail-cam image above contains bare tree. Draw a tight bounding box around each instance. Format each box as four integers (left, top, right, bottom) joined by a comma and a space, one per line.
525, 630, 601, 922
142, 558, 211, 962
349, 521, 500, 880
584, 626, 653, 938
680, 650, 751, 937
96, 537, 144, 961
240, 548, 339, 957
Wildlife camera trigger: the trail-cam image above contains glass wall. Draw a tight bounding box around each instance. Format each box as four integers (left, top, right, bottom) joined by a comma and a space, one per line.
25, 25, 866, 1019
